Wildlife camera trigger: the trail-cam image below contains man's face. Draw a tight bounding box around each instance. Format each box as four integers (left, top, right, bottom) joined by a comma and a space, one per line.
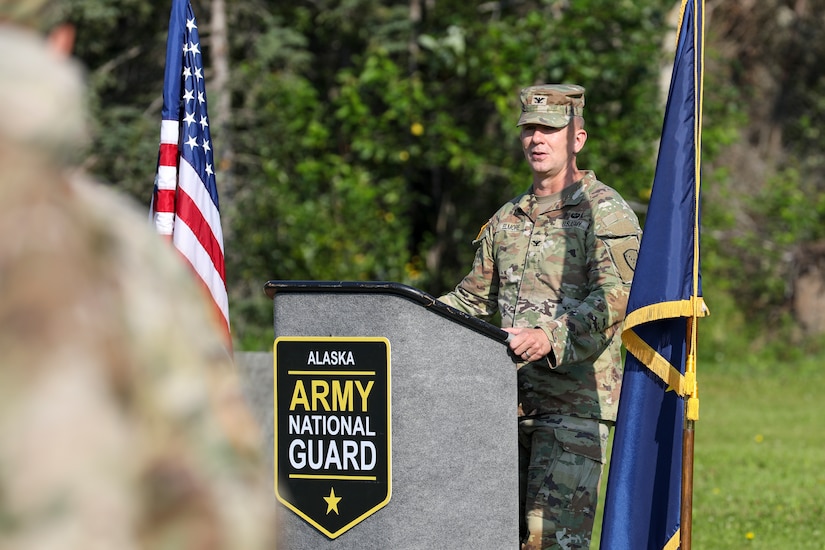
519, 121, 586, 178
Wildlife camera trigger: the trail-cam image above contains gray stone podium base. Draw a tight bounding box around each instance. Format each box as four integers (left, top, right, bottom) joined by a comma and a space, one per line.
236, 284, 519, 549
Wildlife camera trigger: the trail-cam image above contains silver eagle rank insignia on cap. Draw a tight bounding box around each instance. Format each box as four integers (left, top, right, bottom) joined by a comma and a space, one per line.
517, 84, 585, 128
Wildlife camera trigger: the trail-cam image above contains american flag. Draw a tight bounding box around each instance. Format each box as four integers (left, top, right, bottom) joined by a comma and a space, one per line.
152, 0, 230, 343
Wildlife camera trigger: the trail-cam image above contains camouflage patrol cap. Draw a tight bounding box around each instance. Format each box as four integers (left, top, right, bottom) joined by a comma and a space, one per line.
517, 84, 585, 128
0, 0, 65, 31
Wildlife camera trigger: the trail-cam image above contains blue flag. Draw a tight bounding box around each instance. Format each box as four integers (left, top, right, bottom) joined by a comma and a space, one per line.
599, 0, 707, 548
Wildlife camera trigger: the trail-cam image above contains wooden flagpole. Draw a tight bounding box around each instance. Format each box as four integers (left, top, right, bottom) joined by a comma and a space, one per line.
682, 0, 704, 545
681, 315, 698, 549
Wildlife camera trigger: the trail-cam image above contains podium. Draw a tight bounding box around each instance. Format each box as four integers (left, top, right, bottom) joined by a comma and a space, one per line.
244, 281, 519, 549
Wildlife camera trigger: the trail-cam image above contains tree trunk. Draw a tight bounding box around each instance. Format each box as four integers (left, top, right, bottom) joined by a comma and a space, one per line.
210, 0, 234, 200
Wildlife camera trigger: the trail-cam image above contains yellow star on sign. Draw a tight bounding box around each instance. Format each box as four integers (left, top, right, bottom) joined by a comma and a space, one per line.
324, 487, 342, 515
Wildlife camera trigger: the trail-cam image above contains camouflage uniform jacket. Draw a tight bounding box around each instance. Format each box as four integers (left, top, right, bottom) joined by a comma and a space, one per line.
440, 171, 641, 422
0, 27, 280, 549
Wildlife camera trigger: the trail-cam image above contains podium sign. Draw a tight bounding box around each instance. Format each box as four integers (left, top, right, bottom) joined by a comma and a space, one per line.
274, 337, 392, 539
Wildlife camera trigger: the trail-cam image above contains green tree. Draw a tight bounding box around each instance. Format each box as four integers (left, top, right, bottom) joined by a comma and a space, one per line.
70, 0, 685, 349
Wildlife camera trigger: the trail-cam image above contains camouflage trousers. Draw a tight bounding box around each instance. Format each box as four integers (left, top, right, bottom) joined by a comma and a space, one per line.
518, 414, 611, 550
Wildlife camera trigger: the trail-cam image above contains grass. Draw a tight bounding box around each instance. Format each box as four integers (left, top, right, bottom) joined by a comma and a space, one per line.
591, 360, 825, 549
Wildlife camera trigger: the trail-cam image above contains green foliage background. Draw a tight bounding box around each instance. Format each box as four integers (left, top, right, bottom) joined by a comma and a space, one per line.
64, 0, 825, 351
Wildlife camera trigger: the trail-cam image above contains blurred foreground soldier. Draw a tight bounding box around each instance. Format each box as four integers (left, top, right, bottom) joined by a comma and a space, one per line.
0, 5, 279, 549
440, 85, 641, 549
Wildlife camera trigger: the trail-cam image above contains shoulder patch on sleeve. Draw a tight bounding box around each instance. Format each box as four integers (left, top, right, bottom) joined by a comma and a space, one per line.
597, 218, 641, 238
472, 221, 492, 245
606, 236, 639, 284
475, 222, 489, 241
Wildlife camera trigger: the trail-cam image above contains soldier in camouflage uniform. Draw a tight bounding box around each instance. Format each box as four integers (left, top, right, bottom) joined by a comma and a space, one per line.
0, 4, 280, 548
439, 84, 641, 549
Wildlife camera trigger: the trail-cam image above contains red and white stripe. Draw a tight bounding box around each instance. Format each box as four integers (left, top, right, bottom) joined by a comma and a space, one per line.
154, 120, 230, 341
